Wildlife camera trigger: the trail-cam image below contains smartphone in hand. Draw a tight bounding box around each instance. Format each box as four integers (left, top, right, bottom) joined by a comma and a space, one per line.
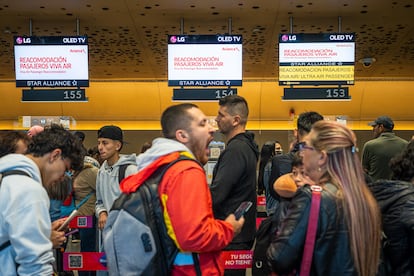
234, 201, 253, 220
57, 209, 79, 231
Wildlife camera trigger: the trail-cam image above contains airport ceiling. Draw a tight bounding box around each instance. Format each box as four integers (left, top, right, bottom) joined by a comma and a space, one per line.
0, 0, 413, 81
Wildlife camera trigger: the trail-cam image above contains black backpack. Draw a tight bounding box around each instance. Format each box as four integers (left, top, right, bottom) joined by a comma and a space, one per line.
103, 156, 201, 276
252, 217, 274, 275
118, 163, 129, 184
252, 199, 292, 276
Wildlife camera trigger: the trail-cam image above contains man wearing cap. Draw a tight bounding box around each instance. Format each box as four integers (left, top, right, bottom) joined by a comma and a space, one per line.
95, 125, 137, 230
362, 115, 408, 181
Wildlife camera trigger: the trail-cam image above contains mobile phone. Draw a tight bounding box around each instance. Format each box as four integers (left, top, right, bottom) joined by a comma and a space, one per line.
57, 209, 79, 231
234, 201, 253, 220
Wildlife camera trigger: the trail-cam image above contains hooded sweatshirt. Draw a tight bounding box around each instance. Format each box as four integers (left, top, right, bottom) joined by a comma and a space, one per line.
210, 131, 260, 245
120, 138, 234, 275
95, 153, 137, 217
0, 154, 54, 276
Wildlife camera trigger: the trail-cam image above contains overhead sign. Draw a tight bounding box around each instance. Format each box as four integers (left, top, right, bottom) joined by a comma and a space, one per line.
279, 33, 355, 86
283, 87, 350, 100
173, 88, 237, 101
14, 36, 89, 87
168, 35, 242, 87
22, 89, 87, 102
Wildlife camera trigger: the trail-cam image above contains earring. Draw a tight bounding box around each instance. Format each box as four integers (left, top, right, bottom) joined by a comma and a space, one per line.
318, 167, 322, 172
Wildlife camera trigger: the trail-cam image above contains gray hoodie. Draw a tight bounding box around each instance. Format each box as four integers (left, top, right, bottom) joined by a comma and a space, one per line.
135, 137, 191, 172
95, 154, 137, 216
0, 154, 54, 276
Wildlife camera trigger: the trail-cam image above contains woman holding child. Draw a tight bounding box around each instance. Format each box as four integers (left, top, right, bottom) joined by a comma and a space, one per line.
267, 120, 382, 276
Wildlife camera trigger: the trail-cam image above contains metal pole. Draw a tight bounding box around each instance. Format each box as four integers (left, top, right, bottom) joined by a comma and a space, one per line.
289, 16, 293, 33
77, 18, 80, 35
180, 18, 184, 34
228, 17, 232, 34
29, 18, 32, 35
338, 16, 342, 32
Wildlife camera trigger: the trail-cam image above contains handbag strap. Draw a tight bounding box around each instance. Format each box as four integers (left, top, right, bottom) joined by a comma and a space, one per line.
75, 191, 94, 210
299, 185, 322, 276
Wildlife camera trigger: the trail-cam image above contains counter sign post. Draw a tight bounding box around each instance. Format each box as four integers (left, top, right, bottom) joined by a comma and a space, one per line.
283, 87, 350, 101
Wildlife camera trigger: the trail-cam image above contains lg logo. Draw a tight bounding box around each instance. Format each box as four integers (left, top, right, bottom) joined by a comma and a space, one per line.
281, 34, 296, 42
170, 36, 185, 43
16, 37, 31, 44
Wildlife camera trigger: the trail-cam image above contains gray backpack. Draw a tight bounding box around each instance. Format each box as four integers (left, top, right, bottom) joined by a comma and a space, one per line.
103, 156, 201, 276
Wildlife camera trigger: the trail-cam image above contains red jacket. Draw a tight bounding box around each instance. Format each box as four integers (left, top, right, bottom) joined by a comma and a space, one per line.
121, 152, 234, 275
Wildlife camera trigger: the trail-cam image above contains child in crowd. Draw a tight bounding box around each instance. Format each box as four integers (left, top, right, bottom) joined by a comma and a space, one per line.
253, 153, 312, 275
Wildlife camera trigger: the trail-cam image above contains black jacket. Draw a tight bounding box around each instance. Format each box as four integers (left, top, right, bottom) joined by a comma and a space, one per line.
267, 184, 357, 275
210, 131, 259, 245
268, 143, 300, 200
368, 180, 414, 275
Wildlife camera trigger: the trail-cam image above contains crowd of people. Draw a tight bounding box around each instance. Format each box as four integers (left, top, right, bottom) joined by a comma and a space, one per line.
0, 95, 412, 275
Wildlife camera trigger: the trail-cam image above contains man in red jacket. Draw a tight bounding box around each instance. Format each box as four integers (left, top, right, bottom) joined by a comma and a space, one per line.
121, 103, 244, 275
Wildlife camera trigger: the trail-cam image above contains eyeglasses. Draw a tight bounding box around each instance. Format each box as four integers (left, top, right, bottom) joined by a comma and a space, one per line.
61, 156, 73, 177
298, 141, 315, 151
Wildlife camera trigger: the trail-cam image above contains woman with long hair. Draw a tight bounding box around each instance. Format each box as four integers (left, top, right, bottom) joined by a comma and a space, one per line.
257, 141, 276, 215
267, 120, 381, 276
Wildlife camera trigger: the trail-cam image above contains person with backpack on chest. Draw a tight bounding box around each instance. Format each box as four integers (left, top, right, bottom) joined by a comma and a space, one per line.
105, 103, 244, 275
95, 125, 137, 231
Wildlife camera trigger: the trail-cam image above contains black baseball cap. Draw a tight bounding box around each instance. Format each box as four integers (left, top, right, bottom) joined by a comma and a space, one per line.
97, 125, 123, 143
368, 116, 394, 130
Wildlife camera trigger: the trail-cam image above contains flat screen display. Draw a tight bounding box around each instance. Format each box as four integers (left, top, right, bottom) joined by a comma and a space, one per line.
168, 35, 242, 87
279, 33, 355, 86
14, 36, 89, 87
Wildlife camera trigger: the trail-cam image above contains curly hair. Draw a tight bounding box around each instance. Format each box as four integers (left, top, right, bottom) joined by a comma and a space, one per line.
0, 130, 31, 157
390, 140, 414, 182
27, 124, 85, 171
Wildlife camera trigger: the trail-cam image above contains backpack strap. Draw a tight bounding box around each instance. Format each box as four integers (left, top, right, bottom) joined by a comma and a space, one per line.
0, 170, 30, 181
161, 154, 202, 275
0, 241, 11, 252
192, 253, 201, 276
0, 170, 31, 252
118, 163, 129, 184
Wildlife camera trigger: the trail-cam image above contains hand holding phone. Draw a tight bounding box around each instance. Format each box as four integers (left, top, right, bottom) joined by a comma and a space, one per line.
57, 209, 79, 231
234, 201, 253, 220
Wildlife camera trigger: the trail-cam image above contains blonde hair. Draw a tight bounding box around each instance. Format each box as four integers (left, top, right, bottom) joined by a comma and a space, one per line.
310, 120, 381, 276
